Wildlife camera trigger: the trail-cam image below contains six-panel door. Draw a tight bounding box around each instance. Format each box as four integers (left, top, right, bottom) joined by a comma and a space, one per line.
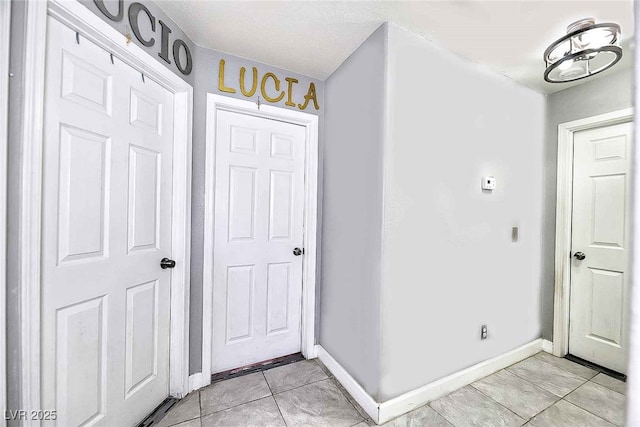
212, 110, 306, 373
41, 18, 175, 425
569, 121, 633, 374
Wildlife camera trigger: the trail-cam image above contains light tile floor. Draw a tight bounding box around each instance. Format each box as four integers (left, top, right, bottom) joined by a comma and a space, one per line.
158, 352, 626, 427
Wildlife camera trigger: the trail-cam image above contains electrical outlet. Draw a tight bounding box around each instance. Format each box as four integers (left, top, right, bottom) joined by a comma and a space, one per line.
481, 325, 488, 340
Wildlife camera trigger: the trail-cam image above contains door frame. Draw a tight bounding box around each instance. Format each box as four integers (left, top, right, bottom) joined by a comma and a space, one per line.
18, 0, 193, 418
199, 94, 318, 389
0, 0, 10, 424
552, 107, 634, 358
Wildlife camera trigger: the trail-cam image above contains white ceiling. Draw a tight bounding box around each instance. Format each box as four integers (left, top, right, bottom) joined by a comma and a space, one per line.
157, 0, 635, 94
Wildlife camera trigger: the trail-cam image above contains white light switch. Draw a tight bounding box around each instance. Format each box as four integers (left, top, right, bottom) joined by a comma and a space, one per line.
482, 176, 496, 191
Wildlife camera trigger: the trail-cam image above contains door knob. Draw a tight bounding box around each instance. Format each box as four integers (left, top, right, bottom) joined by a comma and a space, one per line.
293, 248, 303, 256
160, 258, 176, 269
573, 252, 586, 260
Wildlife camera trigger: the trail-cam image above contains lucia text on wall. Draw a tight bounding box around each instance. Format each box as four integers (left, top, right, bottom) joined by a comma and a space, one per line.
218, 59, 320, 111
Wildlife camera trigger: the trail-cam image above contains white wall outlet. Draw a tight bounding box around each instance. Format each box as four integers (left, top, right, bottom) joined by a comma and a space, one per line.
481, 325, 488, 340
481, 176, 496, 191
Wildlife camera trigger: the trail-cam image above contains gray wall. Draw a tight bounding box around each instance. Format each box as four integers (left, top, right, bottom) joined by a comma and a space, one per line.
189, 46, 324, 373
79, 0, 196, 85
320, 25, 386, 399
541, 67, 634, 340
379, 24, 546, 401
80, 0, 325, 375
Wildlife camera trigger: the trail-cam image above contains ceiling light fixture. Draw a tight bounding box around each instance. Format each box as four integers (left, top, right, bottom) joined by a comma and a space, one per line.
544, 18, 622, 83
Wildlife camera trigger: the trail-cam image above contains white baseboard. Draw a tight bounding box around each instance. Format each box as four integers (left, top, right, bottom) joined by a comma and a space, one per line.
299, 341, 544, 425
378, 339, 543, 423
317, 339, 543, 424
542, 339, 554, 353
316, 345, 380, 423
188, 372, 210, 393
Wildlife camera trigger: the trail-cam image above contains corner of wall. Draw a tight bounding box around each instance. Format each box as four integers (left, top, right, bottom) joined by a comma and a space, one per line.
377, 21, 391, 402
320, 22, 387, 399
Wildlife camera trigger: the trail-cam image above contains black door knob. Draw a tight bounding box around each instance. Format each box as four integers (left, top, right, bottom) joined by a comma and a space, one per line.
293, 248, 303, 256
573, 252, 586, 260
160, 258, 176, 269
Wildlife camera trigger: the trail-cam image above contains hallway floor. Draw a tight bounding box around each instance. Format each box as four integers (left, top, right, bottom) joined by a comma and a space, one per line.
157, 352, 625, 427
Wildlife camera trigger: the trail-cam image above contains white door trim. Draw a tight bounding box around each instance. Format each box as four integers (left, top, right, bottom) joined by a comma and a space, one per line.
19, 1, 48, 420
0, 1, 10, 424
19, 1, 193, 420
201, 94, 318, 387
552, 107, 634, 358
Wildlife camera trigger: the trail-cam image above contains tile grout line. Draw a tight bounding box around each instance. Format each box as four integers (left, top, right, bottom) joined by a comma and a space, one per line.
161, 393, 202, 427
503, 361, 578, 396
462, 356, 565, 422
471, 368, 562, 420
556, 398, 617, 426
332, 380, 366, 425
314, 359, 367, 418
532, 353, 601, 383
469, 382, 531, 423
466, 354, 590, 423
266, 369, 364, 425
314, 359, 334, 378
586, 377, 626, 397
270, 375, 331, 396
164, 414, 201, 427
561, 373, 597, 398
266, 368, 364, 426
319, 363, 365, 420
200, 393, 273, 418
275, 375, 365, 423
200, 370, 281, 417
188, 356, 618, 427
427, 401, 455, 426
263, 371, 290, 427
198, 368, 331, 421
412, 402, 454, 427
561, 378, 624, 426
504, 363, 587, 400
424, 355, 612, 427
505, 357, 618, 425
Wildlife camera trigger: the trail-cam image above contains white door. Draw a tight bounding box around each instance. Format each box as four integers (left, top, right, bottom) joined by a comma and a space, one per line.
212, 110, 306, 373
41, 18, 175, 426
569, 121, 633, 373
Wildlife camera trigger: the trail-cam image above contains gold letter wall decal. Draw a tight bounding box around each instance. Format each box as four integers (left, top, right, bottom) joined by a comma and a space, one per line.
284, 77, 298, 107
218, 59, 236, 93
240, 66, 258, 97
217, 58, 320, 110
298, 82, 319, 110
261, 72, 285, 103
